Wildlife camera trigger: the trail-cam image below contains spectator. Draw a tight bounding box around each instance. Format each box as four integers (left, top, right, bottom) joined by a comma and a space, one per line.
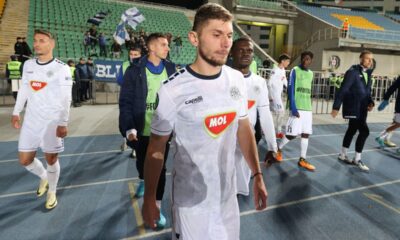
14, 37, 24, 61
98, 33, 108, 57
111, 40, 122, 59
75, 57, 90, 101
83, 32, 91, 56
67, 59, 81, 107
6, 55, 23, 100
172, 34, 183, 57
21, 37, 33, 62
86, 57, 95, 99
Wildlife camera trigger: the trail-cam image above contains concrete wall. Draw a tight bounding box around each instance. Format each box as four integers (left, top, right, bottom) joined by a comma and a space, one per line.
322, 50, 400, 76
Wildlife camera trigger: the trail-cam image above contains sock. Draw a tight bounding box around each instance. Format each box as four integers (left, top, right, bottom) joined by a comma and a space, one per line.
355, 152, 361, 162
278, 136, 290, 150
300, 138, 309, 159
47, 160, 60, 193
25, 158, 47, 180
385, 132, 393, 141
156, 200, 161, 210
379, 130, 388, 139
341, 147, 348, 158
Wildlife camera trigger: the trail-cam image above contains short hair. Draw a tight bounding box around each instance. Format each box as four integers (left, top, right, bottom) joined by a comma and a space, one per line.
360, 50, 372, 58
129, 47, 142, 53
88, 57, 92, 61
301, 51, 314, 61
231, 36, 252, 51
34, 29, 55, 40
67, 59, 74, 65
17, 37, 21, 40
79, 57, 85, 61
146, 33, 167, 48
192, 3, 233, 33
278, 54, 290, 63
10, 55, 18, 60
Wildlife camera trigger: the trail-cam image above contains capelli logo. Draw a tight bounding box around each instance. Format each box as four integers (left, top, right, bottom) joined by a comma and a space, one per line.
185, 96, 203, 105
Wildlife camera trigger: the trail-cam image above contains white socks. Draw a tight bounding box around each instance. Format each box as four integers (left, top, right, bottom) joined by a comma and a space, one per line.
300, 138, 309, 159
25, 158, 47, 180
379, 130, 388, 140
275, 112, 284, 133
355, 152, 361, 162
278, 136, 290, 150
341, 147, 348, 158
47, 160, 60, 193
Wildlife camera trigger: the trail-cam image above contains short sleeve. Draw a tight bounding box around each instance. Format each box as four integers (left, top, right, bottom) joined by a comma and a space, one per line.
151, 85, 177, 136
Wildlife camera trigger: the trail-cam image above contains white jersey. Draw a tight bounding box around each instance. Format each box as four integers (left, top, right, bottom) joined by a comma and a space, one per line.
151, 65, 247, 239
236, 72, 277, 195
13, 58, 72, 126
268, 66, 287, 112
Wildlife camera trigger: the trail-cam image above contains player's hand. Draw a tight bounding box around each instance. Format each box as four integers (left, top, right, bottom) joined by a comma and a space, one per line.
331, 110, 338, 118
11, 115, 21, 129
127, 133, 138, 141
56, 126, 68, 138
264, 151, 277, 168
252, 175, 268, 210
367, 103, 374, 112
292, 110, 300, 118
142, 196, 159, 229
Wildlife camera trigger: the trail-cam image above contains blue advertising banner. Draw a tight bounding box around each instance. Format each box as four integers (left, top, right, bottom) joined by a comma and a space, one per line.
94, 59, 123, 82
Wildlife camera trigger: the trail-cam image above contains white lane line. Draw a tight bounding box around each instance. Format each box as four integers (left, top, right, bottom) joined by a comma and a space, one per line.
0, 149, 124, 164
120, 178, 400, 240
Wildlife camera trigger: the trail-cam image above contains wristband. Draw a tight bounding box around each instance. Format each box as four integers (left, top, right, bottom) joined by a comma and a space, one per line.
251, 172, 263, 179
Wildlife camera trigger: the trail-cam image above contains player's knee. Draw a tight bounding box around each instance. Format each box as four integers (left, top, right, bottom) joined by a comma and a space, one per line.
286, 135, 296, 140
45, 154, 58, 165
19, 157, 33, 166
301, 133, 309, 138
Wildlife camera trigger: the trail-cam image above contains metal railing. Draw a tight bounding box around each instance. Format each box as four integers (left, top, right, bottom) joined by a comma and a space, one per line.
258, 68, 398, 114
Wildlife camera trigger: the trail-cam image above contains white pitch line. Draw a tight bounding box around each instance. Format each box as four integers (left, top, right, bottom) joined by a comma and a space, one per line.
120, 178, 400, 240
0, 149, 124, 164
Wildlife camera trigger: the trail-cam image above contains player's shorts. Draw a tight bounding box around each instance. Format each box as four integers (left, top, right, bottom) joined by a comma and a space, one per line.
172, 196, 240, 240
285, 110, 313, 136
393, 113, 400, 124
269, 97, 285, 112
18, 120, 64, 153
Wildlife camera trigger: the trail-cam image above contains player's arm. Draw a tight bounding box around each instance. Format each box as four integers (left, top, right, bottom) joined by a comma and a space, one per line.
11, 63, 30, 129
331, 70, 354, 117
142, 133, 169, 228
119, 67, 138, 141
142, 85, 176, 228
257, 80, 277, 152
379, 76, 400, 111
288, 69, 299, 117
238, 117, 268, 210
56, 66, 73, 138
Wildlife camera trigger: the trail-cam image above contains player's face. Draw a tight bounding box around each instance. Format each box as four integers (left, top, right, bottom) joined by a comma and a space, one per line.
360, 53, 373, 69
129, 50, 141, 60
231, 40, 253, 69
33, 33, 54, 56
149, 37, 169, 60
195, 19, 233, 66
301, 55, 313, 68
281, 59, 290, 68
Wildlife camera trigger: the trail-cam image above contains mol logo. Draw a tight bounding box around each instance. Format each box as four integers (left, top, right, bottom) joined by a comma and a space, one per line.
30, 81, 47, 91
248, 100, 256, 109
204, 112, 236, 138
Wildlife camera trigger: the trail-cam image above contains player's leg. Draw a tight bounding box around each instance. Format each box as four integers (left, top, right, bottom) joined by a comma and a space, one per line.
377, 114, 400, 147
19, 124, 48, 197
298, 111, 315, 171
44, 153, 60, 209
277, 115, 299, 161
339, 118, 358, 164
353, 119, 370, 171
134, 135, 149, 198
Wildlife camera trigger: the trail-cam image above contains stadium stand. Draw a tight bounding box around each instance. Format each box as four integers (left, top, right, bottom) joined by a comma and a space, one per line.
386, 13, 400, 23
0, 0, 6, 19
297, 4, 400, 43
236, 0, 284, 11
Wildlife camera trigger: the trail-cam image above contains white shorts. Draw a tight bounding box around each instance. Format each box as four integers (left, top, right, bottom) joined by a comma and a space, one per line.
269, 97, 285, 113
172, 197, 240, 240
393, 113, 400, 124
18, 120, 64, 153
285, 110, 313, 136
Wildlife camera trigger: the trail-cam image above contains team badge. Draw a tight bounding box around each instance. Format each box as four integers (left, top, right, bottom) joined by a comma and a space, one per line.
30, 81, 47, 91
204, 111, 236, 138
46, 71, 54, 78
248, 100, 256, 109
230, 86, 241, 100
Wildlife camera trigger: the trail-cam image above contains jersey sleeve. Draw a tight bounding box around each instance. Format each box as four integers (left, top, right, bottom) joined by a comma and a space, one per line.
57, 65, 73, 126
257, 77, 269, 109
151, 85, 177, 136
12, 62, 31, 116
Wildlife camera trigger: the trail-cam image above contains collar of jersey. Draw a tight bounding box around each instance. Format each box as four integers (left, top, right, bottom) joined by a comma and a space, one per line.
244, 72, 252, 78
146, 60, 165, 74
186, 65, 221, 80
36, 58, 55, 65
